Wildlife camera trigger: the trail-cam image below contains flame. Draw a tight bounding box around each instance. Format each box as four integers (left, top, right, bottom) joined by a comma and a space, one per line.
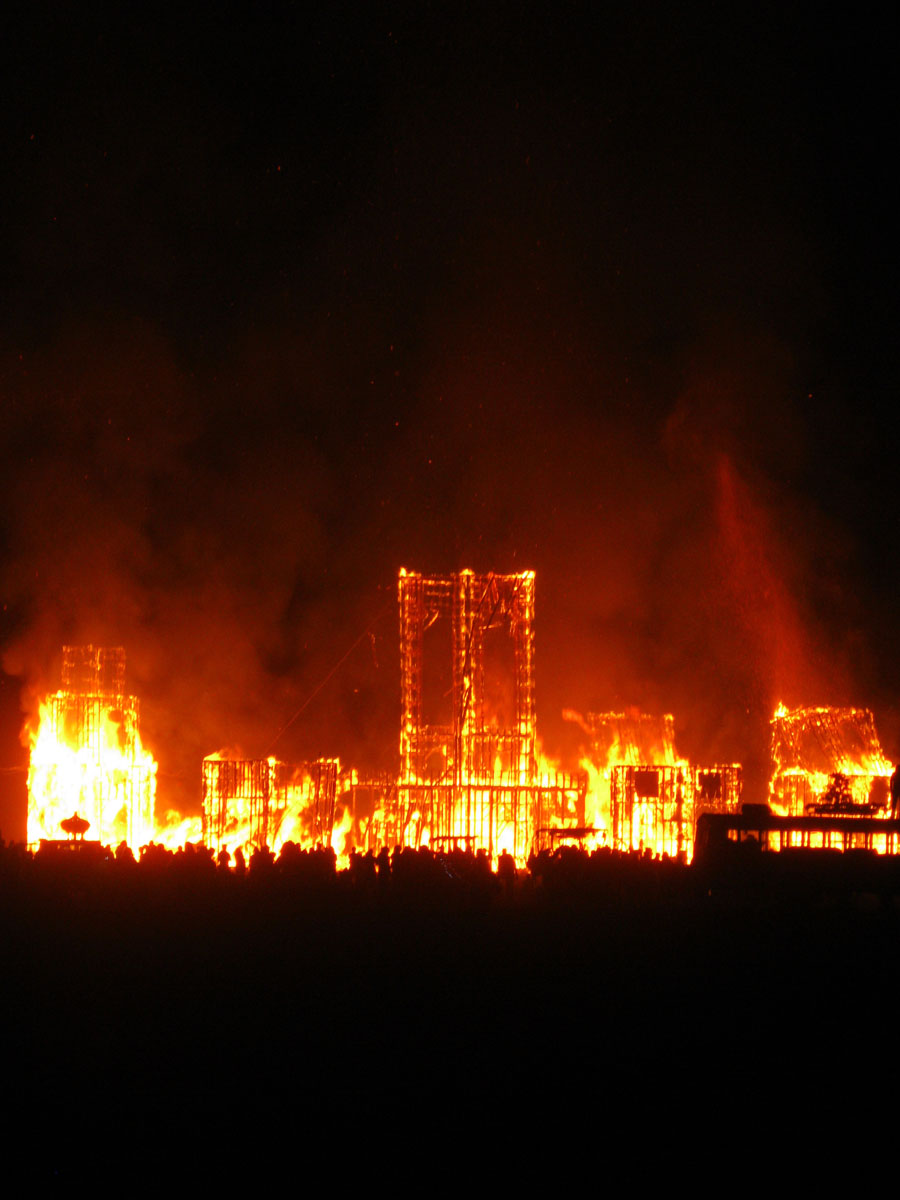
569, 711, 706, 859
329, 804, 354, 870
27, 693, 157, 847
201, 753, 346, 862
152, 811, 204, 851
767, 703, 893, 851
769, 703, 891, 813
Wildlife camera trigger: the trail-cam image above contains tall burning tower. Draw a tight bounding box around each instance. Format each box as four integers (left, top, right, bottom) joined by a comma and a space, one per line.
396, 569, 550, 858
27, 645, 157, 847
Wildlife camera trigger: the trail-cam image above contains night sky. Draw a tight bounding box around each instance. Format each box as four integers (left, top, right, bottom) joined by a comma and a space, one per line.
1, 4, 897, 830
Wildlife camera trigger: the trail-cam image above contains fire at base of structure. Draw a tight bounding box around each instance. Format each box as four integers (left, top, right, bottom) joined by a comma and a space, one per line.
569, 711, 742, 860
201, 755, 339, 854
27, 646, 156, 847
609, 763, 743, 859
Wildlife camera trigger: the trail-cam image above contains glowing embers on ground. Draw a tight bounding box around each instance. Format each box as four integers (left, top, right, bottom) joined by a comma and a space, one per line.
27, 646, 157, 848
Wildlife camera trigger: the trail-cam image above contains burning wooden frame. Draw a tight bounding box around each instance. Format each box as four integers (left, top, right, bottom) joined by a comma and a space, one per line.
27, 645, 156, 848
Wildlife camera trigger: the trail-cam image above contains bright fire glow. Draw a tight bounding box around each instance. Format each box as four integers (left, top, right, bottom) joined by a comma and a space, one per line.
27, 692, 157, 848
767, 702, 893, 853
570, 710, 724, 862
201, 753, 350, 865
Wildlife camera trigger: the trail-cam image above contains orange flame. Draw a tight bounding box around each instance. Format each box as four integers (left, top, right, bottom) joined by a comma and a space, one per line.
27, 693, 157, 847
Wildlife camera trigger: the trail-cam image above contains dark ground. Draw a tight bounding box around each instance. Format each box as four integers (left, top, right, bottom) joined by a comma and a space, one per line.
3, 844, 894, 1183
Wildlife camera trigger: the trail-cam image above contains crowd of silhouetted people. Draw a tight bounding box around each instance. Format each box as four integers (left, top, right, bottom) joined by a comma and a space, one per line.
0, 831, 703, 910
6, 829, 900, 914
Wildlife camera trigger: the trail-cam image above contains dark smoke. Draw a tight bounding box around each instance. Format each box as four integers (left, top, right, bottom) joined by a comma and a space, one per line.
1, 7, 896, 826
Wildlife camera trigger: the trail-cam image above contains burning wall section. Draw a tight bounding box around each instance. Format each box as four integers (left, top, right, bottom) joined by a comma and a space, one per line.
201, 754, 340, 856
573, 711, 742, 860
27, 646, 157, 847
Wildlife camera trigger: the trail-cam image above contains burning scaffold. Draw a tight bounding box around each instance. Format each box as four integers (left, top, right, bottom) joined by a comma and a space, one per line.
394, 569, 585, 861
27, 646, 157, 848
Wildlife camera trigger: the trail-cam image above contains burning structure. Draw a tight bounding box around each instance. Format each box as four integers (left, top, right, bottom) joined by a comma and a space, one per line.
27, 645, 157, 848
769, 704, 891, 816
24, 576, 755, 865
572, 710, 742, 860
696, 706, 898, 869
201, 754, 340, 854
396, 569, 585, 859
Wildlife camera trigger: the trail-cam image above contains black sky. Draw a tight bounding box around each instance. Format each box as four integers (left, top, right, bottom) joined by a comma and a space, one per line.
1, 4, 897, 822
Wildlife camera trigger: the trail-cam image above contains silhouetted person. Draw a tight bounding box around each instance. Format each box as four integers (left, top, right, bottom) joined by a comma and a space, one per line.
250, 843, 275, 874
498, 849, 517, 895
115, 840, 136, 867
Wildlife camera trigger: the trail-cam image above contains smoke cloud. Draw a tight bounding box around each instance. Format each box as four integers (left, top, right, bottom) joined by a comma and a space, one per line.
1, 8, 894, 824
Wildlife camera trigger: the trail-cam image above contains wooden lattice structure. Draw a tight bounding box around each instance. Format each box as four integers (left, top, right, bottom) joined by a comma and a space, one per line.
28, 645, 155, 848
570, 709, 741, 860
399, 570, 536, 785
201, 755, 340, 852
608, 763, 742, 860
396, 569, 578, 859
